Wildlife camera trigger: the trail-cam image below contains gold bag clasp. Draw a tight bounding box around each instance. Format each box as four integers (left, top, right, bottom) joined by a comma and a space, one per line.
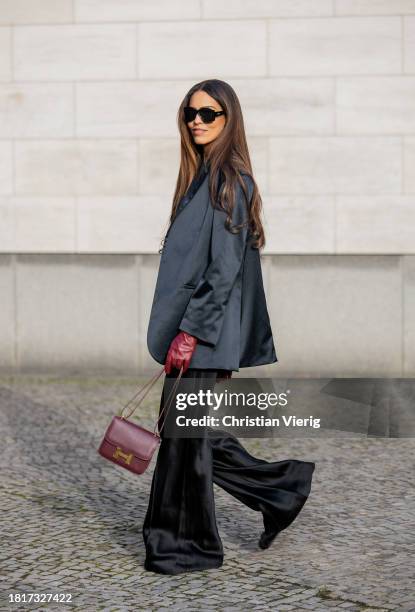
113, 446, 133, 465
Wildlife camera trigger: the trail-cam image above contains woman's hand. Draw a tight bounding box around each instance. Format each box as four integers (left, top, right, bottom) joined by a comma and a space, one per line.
165, 331, 198, 374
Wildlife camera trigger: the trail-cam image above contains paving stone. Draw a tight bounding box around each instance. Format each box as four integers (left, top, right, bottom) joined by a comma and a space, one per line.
0, 375, 414, 611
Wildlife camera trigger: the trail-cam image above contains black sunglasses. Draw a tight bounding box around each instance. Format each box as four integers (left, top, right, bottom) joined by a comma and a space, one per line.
184, 106, 225, 124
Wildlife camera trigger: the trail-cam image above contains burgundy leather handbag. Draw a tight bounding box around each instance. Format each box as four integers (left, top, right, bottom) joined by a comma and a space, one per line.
98, 365, 184, 475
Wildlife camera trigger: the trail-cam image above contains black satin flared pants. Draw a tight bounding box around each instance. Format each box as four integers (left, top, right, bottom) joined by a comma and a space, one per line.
142, 368, 315, 575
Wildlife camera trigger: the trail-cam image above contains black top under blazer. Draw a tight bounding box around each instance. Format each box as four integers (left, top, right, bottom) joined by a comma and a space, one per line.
146, 161, 278, 371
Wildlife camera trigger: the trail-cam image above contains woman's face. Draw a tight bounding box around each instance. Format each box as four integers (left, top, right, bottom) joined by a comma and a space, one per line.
186, 91, 226, 148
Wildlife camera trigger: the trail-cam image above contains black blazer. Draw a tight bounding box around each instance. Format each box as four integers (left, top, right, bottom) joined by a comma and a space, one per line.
146, 163, 278, 371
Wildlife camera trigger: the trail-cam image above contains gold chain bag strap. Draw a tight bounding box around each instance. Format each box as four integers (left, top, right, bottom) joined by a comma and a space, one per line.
97, 365, 184, 474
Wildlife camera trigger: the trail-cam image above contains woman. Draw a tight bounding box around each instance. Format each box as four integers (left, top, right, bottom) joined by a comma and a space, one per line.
142, 79, 315, 575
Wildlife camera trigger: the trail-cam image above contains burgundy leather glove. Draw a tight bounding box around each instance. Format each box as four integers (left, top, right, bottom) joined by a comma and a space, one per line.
165, 331, 198, 374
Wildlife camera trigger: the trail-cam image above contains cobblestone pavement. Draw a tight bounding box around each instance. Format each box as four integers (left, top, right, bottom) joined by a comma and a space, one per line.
0, 375, 414, 612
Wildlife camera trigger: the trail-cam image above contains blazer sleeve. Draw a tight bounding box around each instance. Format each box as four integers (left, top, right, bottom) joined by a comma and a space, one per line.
178, 174, 254, 347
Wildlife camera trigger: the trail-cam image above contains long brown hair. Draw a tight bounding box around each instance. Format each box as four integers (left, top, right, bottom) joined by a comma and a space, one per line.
160, 79, 265, 253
